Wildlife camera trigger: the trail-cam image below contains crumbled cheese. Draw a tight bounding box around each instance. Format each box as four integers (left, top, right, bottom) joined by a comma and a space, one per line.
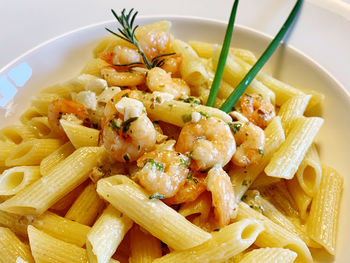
191, 112, 201, 123
115, 97, 145, 120
97, 86, 121, 103
85, 78, 108, 95
229, 111, 249, 122
69, 74, 97, 90
74, 91, 97, 111
152, 91, 174, 104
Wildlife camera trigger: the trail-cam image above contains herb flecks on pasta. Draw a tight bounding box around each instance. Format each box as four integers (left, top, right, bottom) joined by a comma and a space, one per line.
0, 8, 343, 263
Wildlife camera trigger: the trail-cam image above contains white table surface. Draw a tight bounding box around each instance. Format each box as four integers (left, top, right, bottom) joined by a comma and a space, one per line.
1, 0, 350, 89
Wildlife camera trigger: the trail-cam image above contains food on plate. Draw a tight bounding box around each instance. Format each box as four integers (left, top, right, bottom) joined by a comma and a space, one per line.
0, 9, 343, 263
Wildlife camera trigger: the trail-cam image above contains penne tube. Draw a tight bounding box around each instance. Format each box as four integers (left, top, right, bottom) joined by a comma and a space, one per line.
86, 205, 133, 263
0, 227, 34, 263
20, 107, 43, 124
31, 93, 61, 115
296, 143, 322, 197
242, 190, 316, 247
32, 211, 91, 247
0, 125, 37, 144
65, 182, 105, 226
0, 210, 28, 237
97, 175, 211, 250
237, 202, 313, 263
60, 120, 100, 148
40, 142, 75, 176
129, 225, 162, 263
286, 176, 312, 220
0, 166, 41, 196
230, 116, 285, 201
172, 39, 209, 86
5, 139, 62, 166
238, 247, 297, 263
0, 141, 17, 167
28, 225, 88, 263
277, 94, 312, 136
306, 165, 343, 255
137, 91, 231, 126
153, 219, 264, 263
188, 41, 257, 65
0, 147, 106, 216
212, 45, 275, 104
249, 172, 281, 188
264, 117, 323, 179
27, 117, 57, 138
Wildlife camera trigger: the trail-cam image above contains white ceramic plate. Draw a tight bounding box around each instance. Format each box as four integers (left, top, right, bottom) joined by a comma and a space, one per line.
0, 16, 349, 262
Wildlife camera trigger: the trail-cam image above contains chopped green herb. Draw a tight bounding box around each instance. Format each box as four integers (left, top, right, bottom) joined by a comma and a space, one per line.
187, 174, 193, 180
123, 153, 130, 162
149, 193, 166, 200
155, 96, 162, 103
258, 148, 264, 155
178, 97, 201, 104
199, 111, 210, 118
168, 104, 174, 108
109, 119, 120, 131
146, 159, 164, 172
121, 117, 138, 133
179, 158, 190, 167
229, 122, 242, 134
181, 114, 192, 123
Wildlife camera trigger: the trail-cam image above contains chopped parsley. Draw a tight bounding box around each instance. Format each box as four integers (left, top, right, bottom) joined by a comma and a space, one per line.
149, 193, 166, 200
179, 158, 190, 167
178, 97, 201, 104
168, 104, 174, 108
258, 148, 264, 155
229, 122, 242, 134
199, 111, 210, 118
121, 117, 138, 133
146, 159, 164, 172
181, 114, 192, 123
186, 173, 198, 184
109, 119, 120, 131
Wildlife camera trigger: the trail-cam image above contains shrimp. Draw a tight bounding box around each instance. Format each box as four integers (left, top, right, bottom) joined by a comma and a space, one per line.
102, 90, 156, 163
146, 67, 190, 99
112, 45, 141, 65
138, 29, 171, 60
161, 54, 182, 77
164, 174, 206, 205
240, 94, 275, 129
175, 117, 236, 170
135, 150, 190, 198
101, 67, 146, 87
206, 166, 237, 227
47, 99, 88, 137
231, 121, 265, 167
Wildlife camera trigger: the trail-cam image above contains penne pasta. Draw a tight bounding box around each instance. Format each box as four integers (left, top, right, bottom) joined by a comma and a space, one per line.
86, 205, 133, 263
0, 166, 41, 196
97, 175, 211, 250
286, 177, 312, 220
264, 117, 323, 179
152, 219, 264, 263
0, 147, 106, 216
26, 117, 57, 138
238, 247, 297, 263
0, 125, 37, 144
306, 165, 343, 255
0, 227, 34, 263
65, 182, 105, 226
5, 139, 62, 166
129, 225, 162, 263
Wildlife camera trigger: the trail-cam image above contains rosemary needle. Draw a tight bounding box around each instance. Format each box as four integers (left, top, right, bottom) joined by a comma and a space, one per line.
220, 0, 303, 113
206, 0, 239, 107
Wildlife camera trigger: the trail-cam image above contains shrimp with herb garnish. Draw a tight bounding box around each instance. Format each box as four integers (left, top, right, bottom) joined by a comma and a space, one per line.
102, 89, 156, 163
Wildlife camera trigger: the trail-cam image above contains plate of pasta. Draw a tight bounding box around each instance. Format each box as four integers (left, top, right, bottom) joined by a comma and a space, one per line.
0, 13, 349, 263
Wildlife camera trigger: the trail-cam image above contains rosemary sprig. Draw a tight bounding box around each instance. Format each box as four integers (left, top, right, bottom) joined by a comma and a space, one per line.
106, 9, 176, 70
206, 0, 239, 107
220, 0, 303, 113
106, 9, 153, 69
